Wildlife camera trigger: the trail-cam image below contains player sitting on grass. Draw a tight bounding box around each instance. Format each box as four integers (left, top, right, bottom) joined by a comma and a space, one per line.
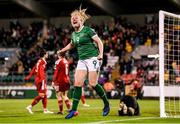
118, 95, 140, 116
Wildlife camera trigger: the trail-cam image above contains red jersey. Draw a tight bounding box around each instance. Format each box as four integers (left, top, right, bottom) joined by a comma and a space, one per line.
53, 58, 70, 85
26, 58, 47, 84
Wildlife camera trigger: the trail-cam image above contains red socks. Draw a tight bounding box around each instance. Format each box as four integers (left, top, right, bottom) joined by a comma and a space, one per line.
42, 95, 47, 109
58, 100, 63, 112
31, 96, 42, 106
81, 95, 85, 104
65, 99, 71, 110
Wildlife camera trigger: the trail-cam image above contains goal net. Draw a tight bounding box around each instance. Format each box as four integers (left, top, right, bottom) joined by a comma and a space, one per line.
159, 10, 180, 118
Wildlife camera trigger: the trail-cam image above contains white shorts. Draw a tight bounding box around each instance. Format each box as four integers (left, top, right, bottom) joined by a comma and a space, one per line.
76, 57, 102, 71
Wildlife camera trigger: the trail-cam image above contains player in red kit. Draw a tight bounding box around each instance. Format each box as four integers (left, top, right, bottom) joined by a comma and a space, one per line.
81, 86, 90, 107
25, 50, 53, 114
52, 52, 72, 115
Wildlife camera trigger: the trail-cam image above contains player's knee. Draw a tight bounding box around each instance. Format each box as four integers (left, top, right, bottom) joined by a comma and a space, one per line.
74, 81, 83, 87
39, 93, 45, 98
89, 82, 97, 87
57, 96, 62, 101
57, 94, 63, 101
63, 95, 69, 100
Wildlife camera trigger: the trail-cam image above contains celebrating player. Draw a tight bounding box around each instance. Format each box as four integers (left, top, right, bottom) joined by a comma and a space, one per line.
58, 7, 110, 119
52, 52, 72, 115
25, 49, 53, 114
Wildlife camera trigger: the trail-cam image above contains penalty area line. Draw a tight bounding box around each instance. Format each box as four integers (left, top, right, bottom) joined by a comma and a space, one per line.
87, 117, 160, 124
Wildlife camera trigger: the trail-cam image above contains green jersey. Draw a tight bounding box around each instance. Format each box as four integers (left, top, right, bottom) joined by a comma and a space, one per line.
71, 26, 99, 60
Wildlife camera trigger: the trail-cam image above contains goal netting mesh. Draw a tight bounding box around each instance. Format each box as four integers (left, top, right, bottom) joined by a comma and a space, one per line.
159, 10, 180, 118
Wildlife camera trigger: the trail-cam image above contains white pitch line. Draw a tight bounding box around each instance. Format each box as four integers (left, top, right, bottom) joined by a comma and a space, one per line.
87, 117, 160, 124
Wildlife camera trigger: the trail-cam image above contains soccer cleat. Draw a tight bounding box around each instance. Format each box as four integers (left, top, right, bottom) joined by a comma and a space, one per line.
57, 111, 64, 115
26, 105, 33, 114
65, 110, 78, 119
102, 105, 110, 116
43, 109, 54, 114
82, 103, 90, 107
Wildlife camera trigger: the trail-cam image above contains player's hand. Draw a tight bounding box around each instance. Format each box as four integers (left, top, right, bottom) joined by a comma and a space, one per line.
25, 76, 30, 81
52, 82, 54, 86
97, 54, 103, 60
57, 50, 61, 54
57, 50, 63, 54
51, 82, 55, 89
119, 102, 124, 111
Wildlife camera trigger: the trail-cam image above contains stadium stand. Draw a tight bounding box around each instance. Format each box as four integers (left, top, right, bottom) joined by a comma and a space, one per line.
0, 16, 159, 88
0, 0, 178, 99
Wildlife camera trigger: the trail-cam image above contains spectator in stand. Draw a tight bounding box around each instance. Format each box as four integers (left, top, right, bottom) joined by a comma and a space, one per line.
17, 60, 24, 74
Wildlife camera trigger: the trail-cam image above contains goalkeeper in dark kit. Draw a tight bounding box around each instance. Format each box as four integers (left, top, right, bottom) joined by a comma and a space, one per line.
118, 95, 140, 116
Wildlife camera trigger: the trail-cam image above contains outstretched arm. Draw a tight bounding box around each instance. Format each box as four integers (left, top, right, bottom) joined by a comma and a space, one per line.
57, 42, 74, 53
25, 66, 35, 80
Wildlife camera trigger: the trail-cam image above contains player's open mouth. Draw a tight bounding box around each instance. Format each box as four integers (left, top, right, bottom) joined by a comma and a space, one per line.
73, 21, 77, 25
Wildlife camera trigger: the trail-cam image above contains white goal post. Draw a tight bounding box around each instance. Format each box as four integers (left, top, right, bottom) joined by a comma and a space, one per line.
159, 10, 180, 118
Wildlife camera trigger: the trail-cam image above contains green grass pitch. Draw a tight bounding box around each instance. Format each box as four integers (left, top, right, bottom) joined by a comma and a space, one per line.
0, 99, 180, 123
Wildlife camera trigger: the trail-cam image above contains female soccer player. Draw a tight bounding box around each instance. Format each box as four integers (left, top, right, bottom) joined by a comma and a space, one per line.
25, 50, 53, 114
52, 52, 72, 114
118, 95, 140, 116
58, 7, 110, 119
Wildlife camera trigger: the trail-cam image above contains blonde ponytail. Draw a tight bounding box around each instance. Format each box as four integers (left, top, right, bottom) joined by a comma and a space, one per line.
71, 6, 90, 23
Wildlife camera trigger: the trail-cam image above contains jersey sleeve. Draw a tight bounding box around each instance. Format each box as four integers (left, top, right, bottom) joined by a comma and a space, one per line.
87, 27, 97, 38
25, 66, 35, 80
28, 66, 35, 77
53, 65, 58, 82
53, 60, 60, 82
71, 33, 75, 45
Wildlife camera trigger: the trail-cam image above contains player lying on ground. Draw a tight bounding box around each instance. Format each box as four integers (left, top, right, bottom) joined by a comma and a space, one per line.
118, 95, 140, 116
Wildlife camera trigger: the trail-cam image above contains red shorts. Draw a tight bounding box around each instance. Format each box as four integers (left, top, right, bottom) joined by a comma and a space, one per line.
36, 80, 47, 93
54, 82, 70, 92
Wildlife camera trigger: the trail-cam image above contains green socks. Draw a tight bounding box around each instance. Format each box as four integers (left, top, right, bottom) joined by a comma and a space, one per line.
72, 86, 82, 111
94, 84, 109, 106
71, 84, 109, 111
